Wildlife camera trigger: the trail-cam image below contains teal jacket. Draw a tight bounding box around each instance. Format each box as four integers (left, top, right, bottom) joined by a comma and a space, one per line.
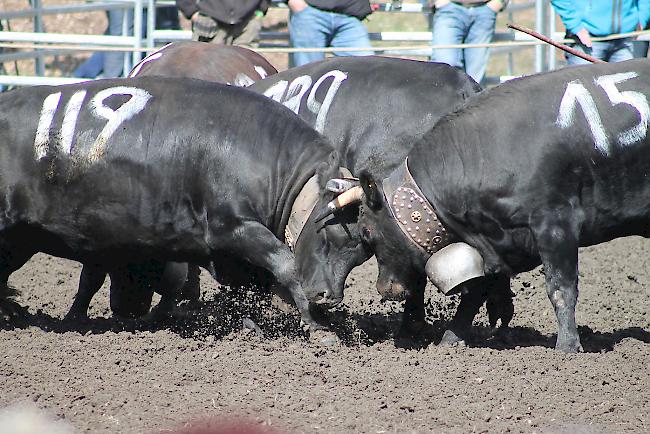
552, 0, 650, 36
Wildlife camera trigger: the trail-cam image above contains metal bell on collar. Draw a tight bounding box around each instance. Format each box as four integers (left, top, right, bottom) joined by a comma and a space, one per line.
425, 242, 485, 295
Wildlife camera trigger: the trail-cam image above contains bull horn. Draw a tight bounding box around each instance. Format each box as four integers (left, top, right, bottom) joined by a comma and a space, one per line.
424, 242, 485, 295
326, 178, 357, 193
314, 186, 364, 222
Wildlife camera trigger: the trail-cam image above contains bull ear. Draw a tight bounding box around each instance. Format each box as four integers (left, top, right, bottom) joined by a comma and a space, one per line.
359, 171, 382, 210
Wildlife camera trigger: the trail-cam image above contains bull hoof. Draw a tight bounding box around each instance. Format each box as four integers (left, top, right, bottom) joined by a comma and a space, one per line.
555, 336, 584, 353
62, 311, 90, 324
439, 329, 466, 347
309, 329, 340, 346
397, 319, 426, 338
179, 283, 200, 302
300, 318, 328, 333
0, 299, 26, 323
146, 296, 179, 321
487, 300, 515, 328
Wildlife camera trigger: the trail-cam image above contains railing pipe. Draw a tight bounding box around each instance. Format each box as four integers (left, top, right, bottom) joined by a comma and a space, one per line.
32, 0, 45, 76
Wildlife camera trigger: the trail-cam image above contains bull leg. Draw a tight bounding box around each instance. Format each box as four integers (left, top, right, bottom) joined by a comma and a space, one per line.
109, 262, 161, 318
221, 222, 324, 332
0, 242, 34, 288
65, 264, 107, 321
150, 262, 188, 317
535, 223, 582, 353
440, 278, 488, 346
440, 274, 514, 345
179, 263, 201, 302
486, 274, 514, 329
0, 244, 35, 321
398, 277, 426, 336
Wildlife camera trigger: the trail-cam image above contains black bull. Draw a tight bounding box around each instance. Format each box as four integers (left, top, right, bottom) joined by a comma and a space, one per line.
357, 58, 650, 352
69, 44, 278, 320
0, 77, 344, 330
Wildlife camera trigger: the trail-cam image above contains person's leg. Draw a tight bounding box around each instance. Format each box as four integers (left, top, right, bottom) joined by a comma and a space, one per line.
73, 52, 105, 78
156, 5, 180, 31
329, 13, 374, 57
606, 38, 634, 63
289, 6, 330, 67
463, 4, 497, 84
431, 3, 467, 70
103, 9, 133, 77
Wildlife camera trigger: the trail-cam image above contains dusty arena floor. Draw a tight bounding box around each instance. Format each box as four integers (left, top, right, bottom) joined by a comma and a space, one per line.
0, 237, 648, 433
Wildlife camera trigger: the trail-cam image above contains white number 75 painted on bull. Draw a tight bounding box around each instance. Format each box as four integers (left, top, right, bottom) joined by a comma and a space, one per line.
556, 72, 649, 156
34, 86, 152, 163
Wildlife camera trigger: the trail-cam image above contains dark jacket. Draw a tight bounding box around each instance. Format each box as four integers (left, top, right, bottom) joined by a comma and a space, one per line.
306, 0, 372, 20
176, 0, 269, 24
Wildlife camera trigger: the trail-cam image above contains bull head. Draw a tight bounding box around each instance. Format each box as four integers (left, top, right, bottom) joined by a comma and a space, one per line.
328, 170, 486, 296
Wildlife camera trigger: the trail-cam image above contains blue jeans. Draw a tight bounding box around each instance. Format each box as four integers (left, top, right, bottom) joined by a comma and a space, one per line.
74, 10, 134, 78
289, 5, 373, 67
431, 2, 497, 84
566, 38, 634, 65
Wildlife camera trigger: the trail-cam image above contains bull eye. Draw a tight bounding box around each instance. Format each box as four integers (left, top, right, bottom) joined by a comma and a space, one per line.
361, 227, 372, 242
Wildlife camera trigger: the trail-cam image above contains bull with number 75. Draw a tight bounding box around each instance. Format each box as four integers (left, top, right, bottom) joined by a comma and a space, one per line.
319, 58, 650, 352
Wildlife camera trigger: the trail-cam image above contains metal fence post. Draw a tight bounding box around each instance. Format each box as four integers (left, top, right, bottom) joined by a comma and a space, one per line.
534, 0, 547, 73
147, 0, 156, 49
122, 5, 130, 77
133, 0, 143, 69
547, 1, 557, 70
507, 7, 514, 75
31, 0, 45, 76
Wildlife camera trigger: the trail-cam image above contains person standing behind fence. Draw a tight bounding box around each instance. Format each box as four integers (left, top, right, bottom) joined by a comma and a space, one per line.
551, 0, 650, 65
287, 0, 374, 67
73, 6, 180, 79
430, 0, 508, 85
176, 0, 269, 47
73, 9, 134, 79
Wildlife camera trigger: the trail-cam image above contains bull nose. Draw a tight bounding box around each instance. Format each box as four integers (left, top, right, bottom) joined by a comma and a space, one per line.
377, 281, 409, 301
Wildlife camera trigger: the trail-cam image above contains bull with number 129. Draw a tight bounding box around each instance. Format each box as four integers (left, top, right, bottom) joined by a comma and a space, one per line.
323, 58, 650, 352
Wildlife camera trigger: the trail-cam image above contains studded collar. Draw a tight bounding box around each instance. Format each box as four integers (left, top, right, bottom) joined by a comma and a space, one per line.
382, 158, 453, 256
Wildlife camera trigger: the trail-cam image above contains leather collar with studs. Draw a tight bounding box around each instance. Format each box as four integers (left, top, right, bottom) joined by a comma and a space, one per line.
382, 158, 453, 256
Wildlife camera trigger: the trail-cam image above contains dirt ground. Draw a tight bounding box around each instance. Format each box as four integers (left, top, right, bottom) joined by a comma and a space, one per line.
0, 236, 648, 433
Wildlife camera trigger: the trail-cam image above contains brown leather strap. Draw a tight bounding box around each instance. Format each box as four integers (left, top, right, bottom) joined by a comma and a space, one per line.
382, 159, 453, 255
285, 174, 320, 251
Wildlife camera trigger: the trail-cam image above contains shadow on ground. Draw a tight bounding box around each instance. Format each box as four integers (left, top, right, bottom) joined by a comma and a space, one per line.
2, 287, 648, 353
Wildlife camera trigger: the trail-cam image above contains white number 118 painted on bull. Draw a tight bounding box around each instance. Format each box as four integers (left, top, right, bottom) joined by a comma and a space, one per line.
556, 72, 649, 156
